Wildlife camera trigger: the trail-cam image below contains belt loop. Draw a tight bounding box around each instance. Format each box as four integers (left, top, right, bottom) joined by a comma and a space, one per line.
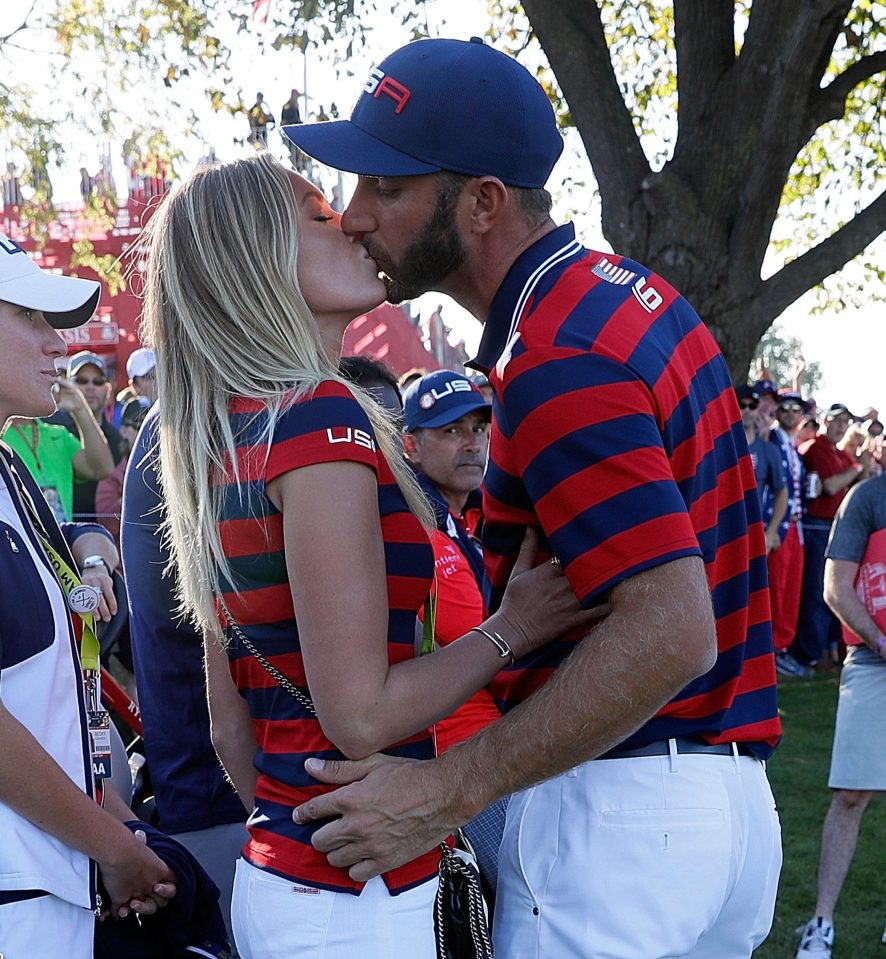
668, 737, 678, 773
731, 741, 741, 772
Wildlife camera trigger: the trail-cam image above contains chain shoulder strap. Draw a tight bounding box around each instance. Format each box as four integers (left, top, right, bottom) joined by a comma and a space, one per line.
222, 609, 316, 717
436, 829, 494, 959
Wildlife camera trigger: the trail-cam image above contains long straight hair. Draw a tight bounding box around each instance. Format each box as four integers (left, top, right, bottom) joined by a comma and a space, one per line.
140, 152, 432, 632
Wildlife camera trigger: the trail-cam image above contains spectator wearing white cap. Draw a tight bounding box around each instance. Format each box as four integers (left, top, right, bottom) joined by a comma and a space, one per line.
126, 347, 157, 406
45, 350, 123, 522
3, 350, 115, 523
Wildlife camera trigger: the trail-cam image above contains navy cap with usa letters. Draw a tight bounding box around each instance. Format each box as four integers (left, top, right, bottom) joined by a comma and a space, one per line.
285, 37, 564, 189
402, 370, 491, 432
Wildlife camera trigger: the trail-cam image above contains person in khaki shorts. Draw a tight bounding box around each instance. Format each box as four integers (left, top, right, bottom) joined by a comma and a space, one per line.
795, 472, 886, 959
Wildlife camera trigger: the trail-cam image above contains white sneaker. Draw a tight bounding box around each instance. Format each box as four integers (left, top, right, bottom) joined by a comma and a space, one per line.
796, 917, 835, 957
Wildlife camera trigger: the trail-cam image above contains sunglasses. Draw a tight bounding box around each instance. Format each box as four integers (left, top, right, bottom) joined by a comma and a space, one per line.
739, 401, 758, 411
779, 403, 804, 413
74, 376, 107, 387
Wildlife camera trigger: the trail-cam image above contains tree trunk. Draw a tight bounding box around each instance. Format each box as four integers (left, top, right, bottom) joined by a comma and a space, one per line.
522, 0, 886, 379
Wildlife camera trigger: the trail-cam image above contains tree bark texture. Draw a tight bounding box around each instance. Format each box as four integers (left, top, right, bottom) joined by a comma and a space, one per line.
522, 0, 885, 379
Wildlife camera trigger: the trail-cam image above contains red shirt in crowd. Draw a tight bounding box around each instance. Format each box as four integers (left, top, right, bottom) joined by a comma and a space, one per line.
800, 434, 857, 521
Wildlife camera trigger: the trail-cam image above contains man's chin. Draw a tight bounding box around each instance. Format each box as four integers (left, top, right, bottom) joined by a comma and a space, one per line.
382, 275, 405, 305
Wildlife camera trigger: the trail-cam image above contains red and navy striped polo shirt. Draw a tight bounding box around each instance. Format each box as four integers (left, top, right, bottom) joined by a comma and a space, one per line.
472, 224, 781, 759
216, 380, 439, 893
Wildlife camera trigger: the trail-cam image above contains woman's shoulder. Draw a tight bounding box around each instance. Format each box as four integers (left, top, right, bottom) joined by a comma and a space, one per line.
277, 379, 374, 434
265, 380, 379, 480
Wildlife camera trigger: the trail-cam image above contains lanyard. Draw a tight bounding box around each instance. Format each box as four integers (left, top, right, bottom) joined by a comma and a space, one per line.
12, 475, 101, 675
10, 420, 42, 473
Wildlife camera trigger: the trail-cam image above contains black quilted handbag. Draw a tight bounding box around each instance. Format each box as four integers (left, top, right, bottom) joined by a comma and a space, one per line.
434, 829, 494, 959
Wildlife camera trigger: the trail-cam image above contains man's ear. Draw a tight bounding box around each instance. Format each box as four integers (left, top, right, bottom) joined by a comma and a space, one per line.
402, 431, 421, 464
463, 176, 510, 236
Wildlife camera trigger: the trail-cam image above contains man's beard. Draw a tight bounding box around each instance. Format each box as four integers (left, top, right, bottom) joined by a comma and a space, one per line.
369, 181, 468, 304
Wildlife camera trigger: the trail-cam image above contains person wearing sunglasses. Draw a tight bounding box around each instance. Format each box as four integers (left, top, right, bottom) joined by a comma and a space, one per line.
2, 351, 115, 523
737, 385, 788, 558
46, 351, 124, 523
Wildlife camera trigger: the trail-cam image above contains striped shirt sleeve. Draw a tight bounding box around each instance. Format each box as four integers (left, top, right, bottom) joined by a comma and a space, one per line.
265, 382, 379, 484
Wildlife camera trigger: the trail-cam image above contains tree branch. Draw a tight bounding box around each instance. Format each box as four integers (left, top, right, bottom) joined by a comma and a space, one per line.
753, 188, 886, 322
0, 1, 37, 43
522, 0, 650, 212
673, 0, 735, 136
732, 0, 854, 272
808, 51, 886, 130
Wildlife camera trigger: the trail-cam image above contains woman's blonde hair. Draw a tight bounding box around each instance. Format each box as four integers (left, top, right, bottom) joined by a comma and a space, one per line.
140, 152, 432, 632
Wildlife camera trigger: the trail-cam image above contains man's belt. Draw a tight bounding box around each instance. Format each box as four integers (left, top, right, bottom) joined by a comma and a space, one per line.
598, 736, 755, 760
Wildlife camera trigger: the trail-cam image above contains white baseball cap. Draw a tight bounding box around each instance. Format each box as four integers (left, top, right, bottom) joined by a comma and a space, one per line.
126, 347, 156, 378
0, 233, 100, 328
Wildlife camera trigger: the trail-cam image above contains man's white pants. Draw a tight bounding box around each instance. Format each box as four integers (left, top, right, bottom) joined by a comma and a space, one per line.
0, 894, 93, 959
494, 750, 782, 959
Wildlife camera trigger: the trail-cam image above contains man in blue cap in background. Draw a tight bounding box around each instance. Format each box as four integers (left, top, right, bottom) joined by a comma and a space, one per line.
285, 38, 782, 958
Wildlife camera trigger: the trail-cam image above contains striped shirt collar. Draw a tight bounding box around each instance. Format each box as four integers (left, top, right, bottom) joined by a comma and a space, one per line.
469, 222, 584, 374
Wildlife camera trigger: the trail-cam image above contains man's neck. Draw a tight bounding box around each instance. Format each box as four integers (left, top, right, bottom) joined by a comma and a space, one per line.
442, 218, 559, 321
745, 425, 757, 445
438, 486, 469, 517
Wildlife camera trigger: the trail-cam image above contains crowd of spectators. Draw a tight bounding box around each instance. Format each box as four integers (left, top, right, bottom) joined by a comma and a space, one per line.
735, 372, 882, 678
0, 348, 157, 531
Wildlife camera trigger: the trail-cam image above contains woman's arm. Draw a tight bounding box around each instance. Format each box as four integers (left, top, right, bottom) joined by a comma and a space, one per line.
0, 702, 175, 916
204, 630, 259, 811
269, 460, 602, 760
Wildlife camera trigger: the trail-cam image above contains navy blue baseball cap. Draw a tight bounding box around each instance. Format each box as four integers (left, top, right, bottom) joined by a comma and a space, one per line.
403, 370, 491, 432
284, 37, 563, 189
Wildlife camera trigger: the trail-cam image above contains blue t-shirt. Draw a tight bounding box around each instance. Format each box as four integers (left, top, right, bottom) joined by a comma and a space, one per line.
121, 408, 244, 835
748, 434, 786, 525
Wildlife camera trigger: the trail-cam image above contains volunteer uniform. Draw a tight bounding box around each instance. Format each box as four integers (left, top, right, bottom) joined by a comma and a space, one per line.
825, 474, 886, 789
0, 444, 99, 959
473, 224, 783, 958
217, 382, 438, 959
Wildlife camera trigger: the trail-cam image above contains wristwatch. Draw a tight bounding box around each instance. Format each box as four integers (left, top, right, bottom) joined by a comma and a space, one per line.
81, 554, 112, 577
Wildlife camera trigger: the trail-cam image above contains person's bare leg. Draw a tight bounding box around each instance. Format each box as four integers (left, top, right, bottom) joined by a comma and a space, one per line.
814, 789, 873, 920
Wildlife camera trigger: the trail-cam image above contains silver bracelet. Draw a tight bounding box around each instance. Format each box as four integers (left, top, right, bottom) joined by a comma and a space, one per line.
472, 626, 515, 666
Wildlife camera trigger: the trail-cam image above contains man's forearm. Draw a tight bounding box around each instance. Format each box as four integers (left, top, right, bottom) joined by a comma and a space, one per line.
72, 409, 114, 480
437, 556, 717, 822
822, 466, 859, 496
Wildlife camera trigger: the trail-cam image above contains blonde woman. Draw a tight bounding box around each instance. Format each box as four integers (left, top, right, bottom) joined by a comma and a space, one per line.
141, 154, 599, 959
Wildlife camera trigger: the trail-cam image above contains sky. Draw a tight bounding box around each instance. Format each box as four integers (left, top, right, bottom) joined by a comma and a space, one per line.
2, 0, 882, 416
